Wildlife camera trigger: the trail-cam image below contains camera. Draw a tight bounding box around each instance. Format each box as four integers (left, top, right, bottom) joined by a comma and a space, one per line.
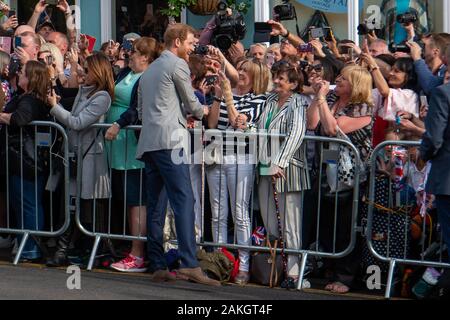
193, 45, 209, 55
273, 1, 296, 21
389, 41, 411, 53
397, 12, 418, 25
212, 1, 247, 52
357, 18, 379, 36
205, 75, 218, 86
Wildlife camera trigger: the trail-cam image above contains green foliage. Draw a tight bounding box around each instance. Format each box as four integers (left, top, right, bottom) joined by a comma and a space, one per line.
161, 0, 251, 17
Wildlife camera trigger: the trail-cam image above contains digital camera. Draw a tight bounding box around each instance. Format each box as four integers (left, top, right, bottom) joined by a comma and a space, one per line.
212, 2, 247, 52
397, 12, 418, 25
273, 1, 296, 21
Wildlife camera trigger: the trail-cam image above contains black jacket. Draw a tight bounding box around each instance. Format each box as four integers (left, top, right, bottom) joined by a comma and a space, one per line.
4, 93, 51, 133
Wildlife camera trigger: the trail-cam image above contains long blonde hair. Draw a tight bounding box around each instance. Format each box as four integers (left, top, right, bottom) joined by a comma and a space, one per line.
239, 59, 270, 95
341, 65, 373, 106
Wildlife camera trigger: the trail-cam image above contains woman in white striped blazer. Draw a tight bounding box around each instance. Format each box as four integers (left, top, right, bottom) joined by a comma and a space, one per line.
257, 60, 311, 289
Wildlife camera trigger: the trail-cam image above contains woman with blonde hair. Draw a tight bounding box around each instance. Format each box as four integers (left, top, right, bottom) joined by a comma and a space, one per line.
208, 57, 270, 285
47, 53, 115, 266
307, 65, 374, 294
39, 42, 67, 86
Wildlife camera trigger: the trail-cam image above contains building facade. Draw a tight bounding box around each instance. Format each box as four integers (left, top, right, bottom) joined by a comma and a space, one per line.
6, 0, 450, 49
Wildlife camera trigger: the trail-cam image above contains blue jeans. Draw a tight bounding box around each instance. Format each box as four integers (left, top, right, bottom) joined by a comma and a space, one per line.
143, 150, 199, 271
10, 175, 45, 260
435, 195, 450, 261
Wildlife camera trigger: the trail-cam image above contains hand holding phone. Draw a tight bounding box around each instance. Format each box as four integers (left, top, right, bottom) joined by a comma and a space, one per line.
14, 36, 21, 48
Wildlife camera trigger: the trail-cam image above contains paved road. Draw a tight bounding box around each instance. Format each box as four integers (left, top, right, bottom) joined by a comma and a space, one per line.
0, 262, 380, 300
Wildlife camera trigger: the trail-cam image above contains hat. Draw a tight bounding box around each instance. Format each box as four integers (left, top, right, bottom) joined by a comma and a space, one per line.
123, 32, 141, 41
36, 21, 56, 32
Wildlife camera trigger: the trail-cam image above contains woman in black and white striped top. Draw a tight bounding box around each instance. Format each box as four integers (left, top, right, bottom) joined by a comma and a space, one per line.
256, 60, 311, 289
207, 59, 270, 285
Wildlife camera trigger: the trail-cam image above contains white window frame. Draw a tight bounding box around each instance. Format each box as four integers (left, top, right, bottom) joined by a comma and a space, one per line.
444, 0, 450, 33
254, 0, 270, 22
100, 0, 113, 43
348, 0, 360, 46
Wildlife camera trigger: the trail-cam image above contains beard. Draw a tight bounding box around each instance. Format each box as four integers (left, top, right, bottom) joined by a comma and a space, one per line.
177, 46, 190, 62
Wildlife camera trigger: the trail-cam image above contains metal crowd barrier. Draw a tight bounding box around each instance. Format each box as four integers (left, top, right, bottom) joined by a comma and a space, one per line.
0, 121, 70, 264
75, 124, 362, 291
367, 140, 450, 299
74, 123, 147, 270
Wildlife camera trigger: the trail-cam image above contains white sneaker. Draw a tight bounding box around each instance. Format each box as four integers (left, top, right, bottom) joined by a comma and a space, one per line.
0, 235, 12, 249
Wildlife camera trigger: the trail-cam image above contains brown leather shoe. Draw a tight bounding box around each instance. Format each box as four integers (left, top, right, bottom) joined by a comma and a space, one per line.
151, 269, 176, 282
177, 267, 221, 286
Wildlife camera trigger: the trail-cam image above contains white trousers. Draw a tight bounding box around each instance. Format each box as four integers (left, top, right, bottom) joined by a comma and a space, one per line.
258, 176, 302, 277
206, 156, 254, 272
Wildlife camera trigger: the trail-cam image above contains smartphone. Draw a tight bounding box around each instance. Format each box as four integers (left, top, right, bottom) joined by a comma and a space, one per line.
298, 43, 313, 53
14, 36, 21, 48
310, 27, 325, 39
47, 55, 54, 66
122, 39, 132, 51
420, 95, 428, 107
109, 40, 114, 48
324, 27, 333, 42
205, 75, 218, 86
8, 10, 16, 17
46, 0, 58, 5
266, 53, 275, 68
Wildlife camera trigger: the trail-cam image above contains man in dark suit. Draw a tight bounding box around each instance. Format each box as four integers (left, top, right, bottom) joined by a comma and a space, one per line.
420, 80, 450, 260
136, 24, 219, 286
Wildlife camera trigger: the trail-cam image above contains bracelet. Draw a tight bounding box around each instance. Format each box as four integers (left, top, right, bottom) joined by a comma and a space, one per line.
369, 65, 380, 72
283, 30, 290, 38
213, 96, 224, 103
113, 122, 121, 129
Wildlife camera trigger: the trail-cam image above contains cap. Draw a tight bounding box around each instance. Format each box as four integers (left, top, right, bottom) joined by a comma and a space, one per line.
123, 32, 141, 41
36, 21, 56, 32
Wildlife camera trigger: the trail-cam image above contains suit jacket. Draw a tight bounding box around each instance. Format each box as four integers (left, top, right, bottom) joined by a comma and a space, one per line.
420, 83, 450, 195
136, 50, 204, 159
50, 85, 111, 199
257, 93, 311, 193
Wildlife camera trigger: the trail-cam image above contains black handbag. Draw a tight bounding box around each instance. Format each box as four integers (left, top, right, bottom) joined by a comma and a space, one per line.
7, 132, 49, 180
251, 239, 284, 287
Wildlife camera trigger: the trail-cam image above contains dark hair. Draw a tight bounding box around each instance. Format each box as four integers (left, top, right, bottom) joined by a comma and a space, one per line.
394, 57, 418, 91
188, 54, 207, 89
272, 59, 304, 93
375, 54, 396, 66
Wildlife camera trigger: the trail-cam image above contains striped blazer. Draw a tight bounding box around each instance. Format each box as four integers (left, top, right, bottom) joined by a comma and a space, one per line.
257, 93, 311, 193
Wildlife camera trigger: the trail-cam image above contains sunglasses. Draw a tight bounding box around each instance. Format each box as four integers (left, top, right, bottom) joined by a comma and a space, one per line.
308, 63, 323, 72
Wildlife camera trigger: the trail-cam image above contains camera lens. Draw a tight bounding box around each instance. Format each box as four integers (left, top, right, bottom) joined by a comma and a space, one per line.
214, 34, 233, 51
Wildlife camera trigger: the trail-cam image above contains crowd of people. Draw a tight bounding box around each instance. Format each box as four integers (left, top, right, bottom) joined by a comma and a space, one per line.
0, 0, 449, 297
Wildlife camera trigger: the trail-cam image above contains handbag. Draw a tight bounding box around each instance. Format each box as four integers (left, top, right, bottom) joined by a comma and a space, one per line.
326, 126, 362, 193
251, 239, 284, 287
7, 132, 49, 180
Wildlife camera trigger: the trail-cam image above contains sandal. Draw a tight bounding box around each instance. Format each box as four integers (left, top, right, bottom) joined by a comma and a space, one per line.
325, 281, 350, 294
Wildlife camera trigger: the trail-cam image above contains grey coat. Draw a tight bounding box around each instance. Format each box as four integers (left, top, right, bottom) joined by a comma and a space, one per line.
50, 86, 111, 199
136, 50, 204, 159
420, 83, 450, 195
